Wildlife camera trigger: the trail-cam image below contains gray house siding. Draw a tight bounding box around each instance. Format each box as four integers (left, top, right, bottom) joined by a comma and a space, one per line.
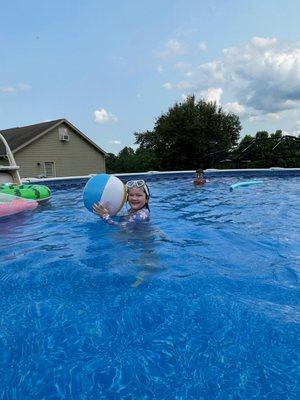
14, 124, 105, 178
0, 158, 9, 166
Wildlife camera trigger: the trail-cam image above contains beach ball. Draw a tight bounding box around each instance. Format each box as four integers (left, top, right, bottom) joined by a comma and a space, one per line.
83, 174, 126, 215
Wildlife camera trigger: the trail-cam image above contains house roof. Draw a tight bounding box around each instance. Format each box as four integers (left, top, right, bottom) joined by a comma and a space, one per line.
0, 119, 107, 156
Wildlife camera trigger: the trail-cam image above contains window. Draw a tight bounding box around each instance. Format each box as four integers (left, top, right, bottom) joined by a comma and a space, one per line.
44, 162, 55, 177
58, 127, 70, 141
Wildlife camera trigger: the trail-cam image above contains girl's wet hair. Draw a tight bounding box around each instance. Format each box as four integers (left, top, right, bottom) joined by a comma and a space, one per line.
143, 183, 150, 211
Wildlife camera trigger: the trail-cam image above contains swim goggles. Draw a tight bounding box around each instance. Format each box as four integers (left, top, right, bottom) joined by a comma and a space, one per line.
125, 180, 146, 188
125, 180, 150, 197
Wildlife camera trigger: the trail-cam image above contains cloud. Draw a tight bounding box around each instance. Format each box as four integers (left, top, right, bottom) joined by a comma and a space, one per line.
175, 61, 191, 70
183, 60, 225, 87
157, 65, 163, 73
198, 41, 207, 51
224, 102, 246, 115
198, 87, 223, 105
249, 115, 261, 122
158, 39, 186, 59
251, 36, 277, 48
163, 80, 194, 90
181, 93, 188, 101
94, 108, 118, 124
222, 37, 300, 113
266, 112, 281, 120
248, 111, 282, 123
18, 83, 31, 91
0, 87, 15, 93
290, 121, 300, 136
199, 60, 225, 83
108, 140, 121, 145
165, 36, 300, 117
0, 82, 31, 94
163, 82, 173, 90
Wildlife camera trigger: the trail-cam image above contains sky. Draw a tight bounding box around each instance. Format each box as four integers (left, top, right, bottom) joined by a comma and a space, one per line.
1, 0, 300, 154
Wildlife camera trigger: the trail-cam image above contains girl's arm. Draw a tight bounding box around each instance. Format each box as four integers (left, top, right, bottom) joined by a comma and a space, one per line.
106, 208, 150, 228
93, 203, 149, 228
92, 203, 120, 226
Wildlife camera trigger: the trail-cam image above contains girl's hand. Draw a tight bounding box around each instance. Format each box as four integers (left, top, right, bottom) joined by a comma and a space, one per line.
92, 202, 109, 217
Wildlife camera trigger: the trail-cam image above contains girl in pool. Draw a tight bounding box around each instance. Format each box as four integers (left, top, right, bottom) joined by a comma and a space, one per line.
92, 179, 150, 227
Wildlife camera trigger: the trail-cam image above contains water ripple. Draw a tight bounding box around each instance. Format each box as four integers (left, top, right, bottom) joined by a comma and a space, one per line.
0, 176, 299, 399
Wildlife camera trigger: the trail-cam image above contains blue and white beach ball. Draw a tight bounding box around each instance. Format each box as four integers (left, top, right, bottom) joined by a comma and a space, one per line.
83, 174, 126, 215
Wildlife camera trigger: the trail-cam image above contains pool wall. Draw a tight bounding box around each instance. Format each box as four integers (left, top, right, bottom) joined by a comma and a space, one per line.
21, 168, 300, 189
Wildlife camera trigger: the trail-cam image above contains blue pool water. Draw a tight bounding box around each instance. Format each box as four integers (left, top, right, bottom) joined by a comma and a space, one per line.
0, 175, 299, 399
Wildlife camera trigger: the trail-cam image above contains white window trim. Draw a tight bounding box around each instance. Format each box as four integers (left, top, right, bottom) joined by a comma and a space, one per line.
43, 161, 56, 178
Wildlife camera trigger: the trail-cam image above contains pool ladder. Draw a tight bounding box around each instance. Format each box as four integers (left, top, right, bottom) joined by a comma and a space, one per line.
0, 133, 21, 185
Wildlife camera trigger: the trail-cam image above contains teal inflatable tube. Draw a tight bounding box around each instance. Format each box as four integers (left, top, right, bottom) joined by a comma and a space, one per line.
230, 180, 263, 191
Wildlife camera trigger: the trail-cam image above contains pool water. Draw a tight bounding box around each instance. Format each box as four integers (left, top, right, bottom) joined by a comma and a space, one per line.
0, 176, 299, 399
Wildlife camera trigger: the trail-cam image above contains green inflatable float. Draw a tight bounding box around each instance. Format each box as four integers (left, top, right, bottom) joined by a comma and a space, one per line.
0, 184, 51, 202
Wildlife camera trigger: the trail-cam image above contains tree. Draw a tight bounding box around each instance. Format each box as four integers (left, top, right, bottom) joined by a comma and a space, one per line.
270, 130, 283, 139
134, 96, 241, 170
237, 134, 254, 150
255, 130, 269, 140
134, 147, 158, 172
117, 147, 137, 172
105, 147, 137, 173
105, 153, 119, 173
232, 130, 300, 168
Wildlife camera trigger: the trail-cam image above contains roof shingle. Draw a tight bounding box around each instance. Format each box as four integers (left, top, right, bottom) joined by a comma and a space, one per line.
0, 119, 64, 155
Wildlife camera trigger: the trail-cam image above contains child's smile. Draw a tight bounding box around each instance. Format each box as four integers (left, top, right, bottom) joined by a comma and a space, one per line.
128, 187, 147, 211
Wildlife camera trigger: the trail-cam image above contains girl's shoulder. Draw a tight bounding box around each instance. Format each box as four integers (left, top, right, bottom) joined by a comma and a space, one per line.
138, 207, 150, 218
131, 207, 150, 221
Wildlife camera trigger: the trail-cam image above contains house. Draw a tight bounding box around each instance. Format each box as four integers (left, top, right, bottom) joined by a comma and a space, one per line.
0, 119, 107, 178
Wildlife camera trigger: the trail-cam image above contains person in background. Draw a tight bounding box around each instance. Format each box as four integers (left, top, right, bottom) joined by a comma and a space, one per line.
193, 169, 206, 186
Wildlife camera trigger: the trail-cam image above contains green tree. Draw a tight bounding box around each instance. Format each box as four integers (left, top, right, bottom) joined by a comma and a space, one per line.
135, 96, 241, 170
105, 152, 119, 173
270, 130, 283, 139
237, 134, 254, 150
116, 146, 137, 172
232, 130, 300, 168
105, 147, 138, 173
134, 147, 158, 172
255, 130, 269, 140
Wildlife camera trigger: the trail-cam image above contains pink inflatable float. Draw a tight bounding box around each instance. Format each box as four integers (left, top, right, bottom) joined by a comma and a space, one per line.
0, 193, 38, 218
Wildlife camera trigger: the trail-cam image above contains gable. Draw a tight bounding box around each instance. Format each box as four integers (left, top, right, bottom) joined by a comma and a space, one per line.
17, 124, 104, 158
0, 119, 106, 156
0, 119, 63, 155
12, 124, 106, 178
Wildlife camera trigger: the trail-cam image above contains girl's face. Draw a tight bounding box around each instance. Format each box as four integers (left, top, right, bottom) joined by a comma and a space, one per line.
127, 187, 147, 211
